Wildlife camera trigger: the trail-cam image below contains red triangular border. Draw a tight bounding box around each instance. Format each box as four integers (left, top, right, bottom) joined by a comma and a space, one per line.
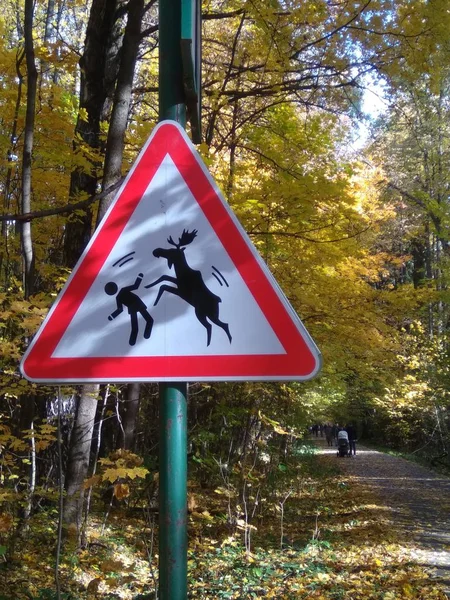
21, 121, 321, 383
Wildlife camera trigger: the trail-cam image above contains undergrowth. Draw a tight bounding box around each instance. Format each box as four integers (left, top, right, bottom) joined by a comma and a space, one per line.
0, 441, 446, 599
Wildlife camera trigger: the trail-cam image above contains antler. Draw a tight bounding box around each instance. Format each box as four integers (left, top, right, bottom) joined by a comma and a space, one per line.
167, 235, 177, 247
178, 229, 198, 247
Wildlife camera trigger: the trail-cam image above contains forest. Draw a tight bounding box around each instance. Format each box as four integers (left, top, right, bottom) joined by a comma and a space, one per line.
0, 0, 450, 598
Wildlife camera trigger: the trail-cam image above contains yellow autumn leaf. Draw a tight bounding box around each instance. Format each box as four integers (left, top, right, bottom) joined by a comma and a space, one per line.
126, 466, 149, 479
9, 438, 27, 451
83, 474, 102, 489
35, 441, 51, 451
102, 467, 130, 482
113, 483, 130, 500
403, 584, 414, 597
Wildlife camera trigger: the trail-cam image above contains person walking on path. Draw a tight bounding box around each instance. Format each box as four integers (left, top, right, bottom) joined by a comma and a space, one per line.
331, 423, 338, 444
345, 423, 357, 456
324, 423, 334, 446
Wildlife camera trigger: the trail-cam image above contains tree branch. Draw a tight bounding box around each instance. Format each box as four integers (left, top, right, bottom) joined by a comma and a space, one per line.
251, 226, 372, 243
203, 9, 245, 20
0, 179, 124, 223
385, 181, 426, 209
291, 0, 373, 59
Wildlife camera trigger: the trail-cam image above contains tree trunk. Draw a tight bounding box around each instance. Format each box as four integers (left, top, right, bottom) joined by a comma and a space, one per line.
63, 0, 144, 535
96, 0, 145, 454
63, 0, 124, 267
63, 385, 99, 531
118, 383, 141, 450
1, 49, 24, 281
21, 0, 38, 299
17, 0, 38, 530
62, 0, 125, 532
97, 0, 145, 222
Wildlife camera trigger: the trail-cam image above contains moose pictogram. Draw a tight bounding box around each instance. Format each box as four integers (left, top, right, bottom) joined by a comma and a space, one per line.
145, 229, 232, 346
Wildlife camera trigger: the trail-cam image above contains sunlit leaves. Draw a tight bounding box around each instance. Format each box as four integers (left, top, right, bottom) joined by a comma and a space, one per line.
84, 450, 149, 489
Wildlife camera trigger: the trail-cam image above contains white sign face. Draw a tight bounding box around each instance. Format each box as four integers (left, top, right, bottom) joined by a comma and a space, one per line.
53, 155, 285, 358
20, 121, 321, 383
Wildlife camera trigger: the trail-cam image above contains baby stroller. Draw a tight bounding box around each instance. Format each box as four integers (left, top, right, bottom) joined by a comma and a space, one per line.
337, 436, 350, 457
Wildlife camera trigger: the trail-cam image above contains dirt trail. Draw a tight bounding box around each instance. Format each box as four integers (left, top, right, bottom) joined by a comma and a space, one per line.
314, 436, 450, 596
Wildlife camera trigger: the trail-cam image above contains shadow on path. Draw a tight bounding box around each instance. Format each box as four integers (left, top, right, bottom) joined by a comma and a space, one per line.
313, 435, 450, 596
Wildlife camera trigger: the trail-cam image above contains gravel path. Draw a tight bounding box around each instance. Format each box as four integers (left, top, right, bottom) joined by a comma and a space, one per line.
315, 437, 450, 596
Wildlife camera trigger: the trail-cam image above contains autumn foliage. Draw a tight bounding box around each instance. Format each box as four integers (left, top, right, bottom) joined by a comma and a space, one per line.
0, 0, 449, 597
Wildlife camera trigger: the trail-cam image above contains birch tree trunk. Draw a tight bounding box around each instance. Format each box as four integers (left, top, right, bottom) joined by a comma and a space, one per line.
21, 0, 37, 299
63, 385, 99, 530
63, 0, 145, 535
19, 0, 38, 527
63, 0, 124, 532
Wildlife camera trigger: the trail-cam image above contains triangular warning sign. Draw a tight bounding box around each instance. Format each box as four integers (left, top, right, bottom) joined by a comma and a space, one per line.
20, 121, 321, 383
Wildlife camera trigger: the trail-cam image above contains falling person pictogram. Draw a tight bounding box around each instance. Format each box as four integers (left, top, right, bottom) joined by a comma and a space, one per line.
145, 229, 232, 346
105, 273, 154, 346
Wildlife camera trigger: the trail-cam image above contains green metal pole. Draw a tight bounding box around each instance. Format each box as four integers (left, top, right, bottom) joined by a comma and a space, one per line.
159, 0, 188, 598
159, 0, 186, 124
159, 382, 187, 599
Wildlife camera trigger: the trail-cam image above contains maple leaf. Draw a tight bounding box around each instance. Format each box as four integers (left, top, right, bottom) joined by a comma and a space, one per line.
102, 467, 130, 483
113, 483, 130, 500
